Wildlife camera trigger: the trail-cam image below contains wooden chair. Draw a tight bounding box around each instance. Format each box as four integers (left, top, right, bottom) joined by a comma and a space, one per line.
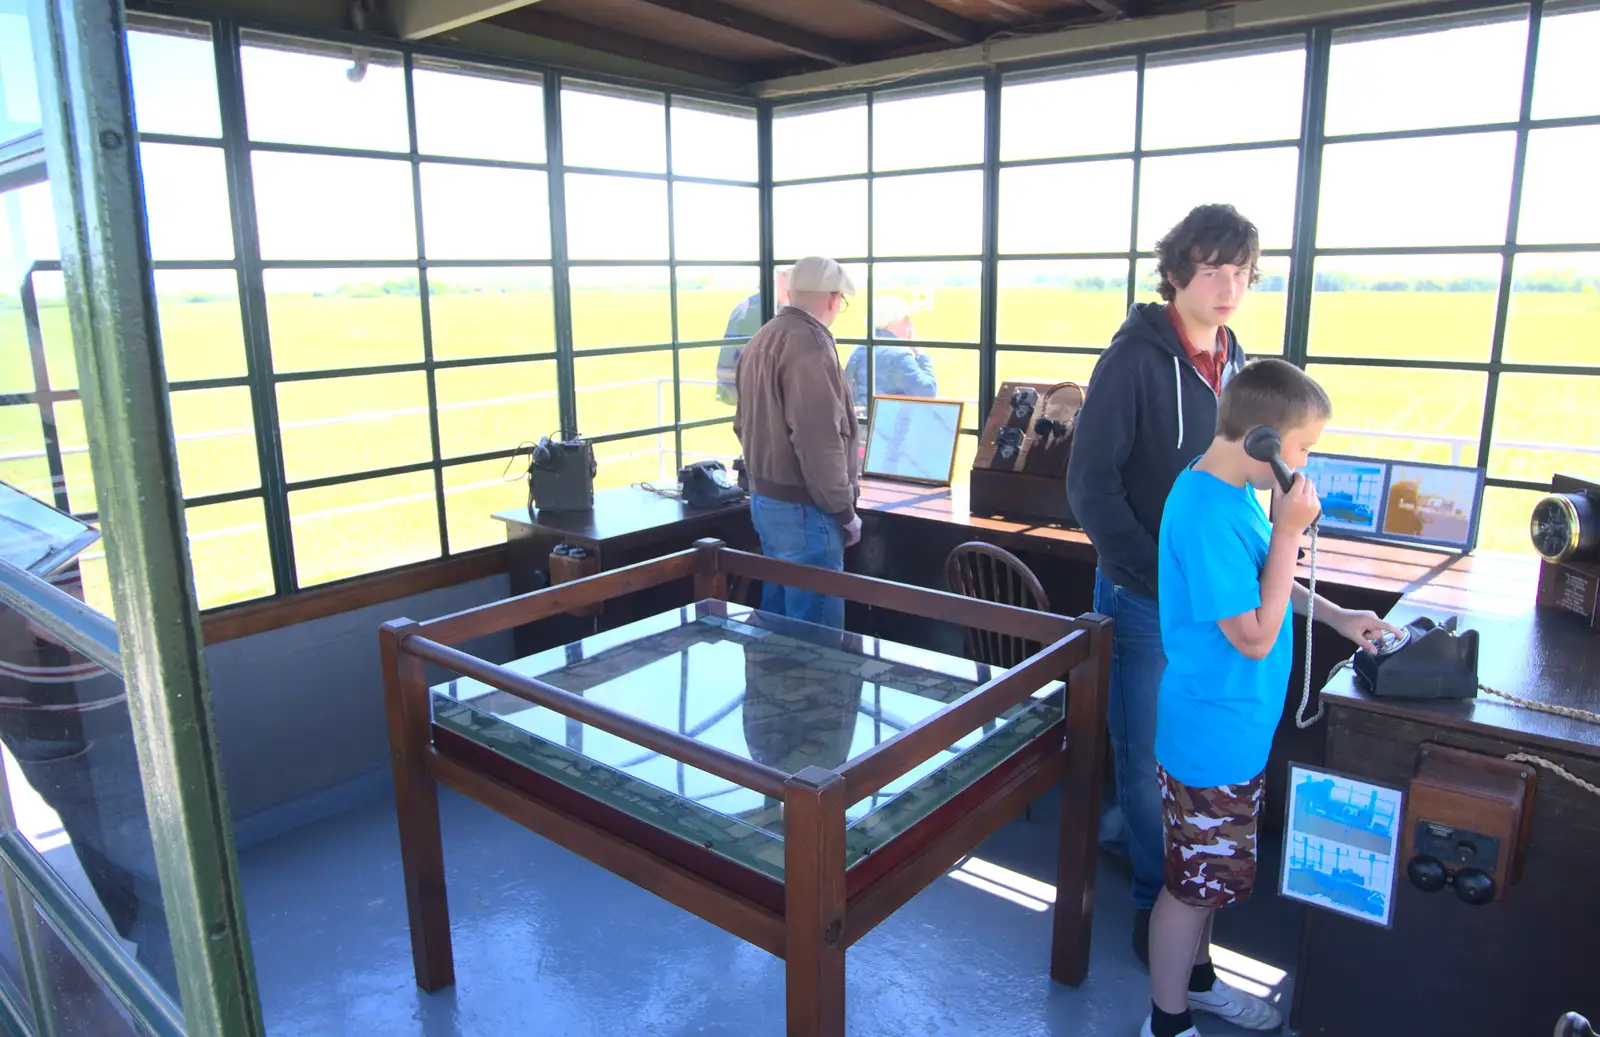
943, 541, 1052, 669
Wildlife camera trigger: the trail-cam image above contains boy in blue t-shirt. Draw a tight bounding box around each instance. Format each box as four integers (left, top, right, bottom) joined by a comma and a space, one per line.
1141, 359, 1399, 1037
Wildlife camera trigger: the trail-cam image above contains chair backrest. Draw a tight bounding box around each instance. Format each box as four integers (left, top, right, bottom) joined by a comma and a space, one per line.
942, 541, 1051, 669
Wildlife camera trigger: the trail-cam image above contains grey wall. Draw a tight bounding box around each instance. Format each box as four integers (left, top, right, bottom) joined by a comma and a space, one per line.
205, 573, 514, 848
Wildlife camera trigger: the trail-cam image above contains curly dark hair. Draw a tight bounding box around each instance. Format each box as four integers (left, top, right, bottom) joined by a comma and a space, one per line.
1153, 203, 1262, 302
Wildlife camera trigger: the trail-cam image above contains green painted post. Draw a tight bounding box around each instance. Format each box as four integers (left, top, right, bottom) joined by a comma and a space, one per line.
27, 0, 266, 1034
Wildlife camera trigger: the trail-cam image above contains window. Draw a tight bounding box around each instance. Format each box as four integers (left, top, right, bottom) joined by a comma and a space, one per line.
240, 32, 409, 151
772, 97, 866, 181
999, 65, 1135, 161
412, 60, 545, 163
1324, 16, 1527, 135
1141, 45, 1304, 149
562, 82, 665, 173
873, 82, 984, 171
127, 16, 222, 138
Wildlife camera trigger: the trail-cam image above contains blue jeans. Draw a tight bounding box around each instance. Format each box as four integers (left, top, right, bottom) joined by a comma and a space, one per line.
1095, 569, 1167, 912
749, 495, 845, 628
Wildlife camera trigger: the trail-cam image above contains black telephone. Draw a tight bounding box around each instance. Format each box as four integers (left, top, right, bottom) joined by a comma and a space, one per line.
679, 460, 746, 508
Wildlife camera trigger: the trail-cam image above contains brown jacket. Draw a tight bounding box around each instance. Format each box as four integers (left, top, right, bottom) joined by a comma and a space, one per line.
733, 306, 860, 525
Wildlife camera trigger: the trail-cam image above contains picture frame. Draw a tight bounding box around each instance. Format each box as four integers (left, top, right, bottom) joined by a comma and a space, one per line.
1301, 451, 1487, 553
1279, 761, 1405, 929
861, 395, 966, 487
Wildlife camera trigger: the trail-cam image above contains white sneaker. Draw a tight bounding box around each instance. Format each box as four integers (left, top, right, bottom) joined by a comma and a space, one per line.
1188, 979, 1283, 1031
1139, 1016, 1200, 1037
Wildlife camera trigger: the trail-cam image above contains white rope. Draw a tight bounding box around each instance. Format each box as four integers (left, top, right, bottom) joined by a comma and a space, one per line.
1479, 684, 1600, 726
1504, 753, 1600, 799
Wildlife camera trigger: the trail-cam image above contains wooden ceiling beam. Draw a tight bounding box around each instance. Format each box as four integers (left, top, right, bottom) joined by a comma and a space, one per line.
853, 0, 983, 44
638, 0, 861, 67
491, 6, 757, 82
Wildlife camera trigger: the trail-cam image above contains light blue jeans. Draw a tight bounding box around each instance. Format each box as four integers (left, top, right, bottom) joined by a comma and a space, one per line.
749, 495, 845, 629
1094, 569, 1167, 912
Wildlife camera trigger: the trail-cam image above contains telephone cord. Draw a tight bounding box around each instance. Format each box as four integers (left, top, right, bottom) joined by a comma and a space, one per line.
1294, 526, 1323, 729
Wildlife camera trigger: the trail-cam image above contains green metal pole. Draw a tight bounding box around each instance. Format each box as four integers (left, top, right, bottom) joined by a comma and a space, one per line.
27, 1, 266, 1034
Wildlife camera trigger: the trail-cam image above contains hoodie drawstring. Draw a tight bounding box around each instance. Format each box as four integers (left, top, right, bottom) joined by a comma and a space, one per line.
1173, 355, 1184, 450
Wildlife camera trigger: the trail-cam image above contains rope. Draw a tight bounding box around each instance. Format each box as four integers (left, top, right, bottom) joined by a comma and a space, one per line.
1478, 684, 1600, 725
1504, 753, 1600, 799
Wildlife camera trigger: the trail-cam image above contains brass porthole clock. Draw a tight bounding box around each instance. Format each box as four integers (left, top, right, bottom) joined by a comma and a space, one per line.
1531, 475, 1600, 629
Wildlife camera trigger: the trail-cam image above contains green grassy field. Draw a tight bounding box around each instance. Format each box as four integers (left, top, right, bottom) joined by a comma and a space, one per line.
2, 283, 1595, 612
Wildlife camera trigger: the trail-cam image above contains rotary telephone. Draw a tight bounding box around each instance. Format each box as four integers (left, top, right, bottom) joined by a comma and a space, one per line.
678, 460, 746, 508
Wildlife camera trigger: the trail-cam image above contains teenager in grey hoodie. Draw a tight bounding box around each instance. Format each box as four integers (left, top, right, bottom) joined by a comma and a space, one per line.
1066, 203, 1258, 968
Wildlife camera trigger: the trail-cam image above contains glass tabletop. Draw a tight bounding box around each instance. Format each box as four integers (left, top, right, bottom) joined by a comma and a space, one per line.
429, 600, 1064, 879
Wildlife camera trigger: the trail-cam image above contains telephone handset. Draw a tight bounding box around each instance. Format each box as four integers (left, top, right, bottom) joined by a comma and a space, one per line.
1244, 426, 1320, 528
1245, 425, 1325, 728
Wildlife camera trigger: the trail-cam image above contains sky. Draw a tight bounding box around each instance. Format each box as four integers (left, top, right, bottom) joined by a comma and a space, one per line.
3, 5, 1600, 299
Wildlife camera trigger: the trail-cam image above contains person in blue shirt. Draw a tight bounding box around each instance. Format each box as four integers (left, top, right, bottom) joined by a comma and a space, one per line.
1142, 358, 1398, 1037
843, 295, 937, 410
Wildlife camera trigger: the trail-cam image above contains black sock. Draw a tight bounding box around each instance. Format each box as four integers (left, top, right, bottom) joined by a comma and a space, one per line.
1189, 961, 1217, 993
1151, 1003, 1194, 1037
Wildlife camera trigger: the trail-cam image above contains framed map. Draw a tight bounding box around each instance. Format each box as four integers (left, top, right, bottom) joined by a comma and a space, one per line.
862, 395, 965, 486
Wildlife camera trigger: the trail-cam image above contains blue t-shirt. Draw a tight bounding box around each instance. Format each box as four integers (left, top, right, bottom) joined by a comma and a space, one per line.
1154, 463, 1292, 788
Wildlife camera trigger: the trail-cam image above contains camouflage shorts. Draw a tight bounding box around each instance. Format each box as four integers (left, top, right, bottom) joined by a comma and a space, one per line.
1159, 764, 1265, 908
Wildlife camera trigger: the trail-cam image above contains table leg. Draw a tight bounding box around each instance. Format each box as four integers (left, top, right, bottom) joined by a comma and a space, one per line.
381, 621, 456, 991
784, 766, 847, 1037
1051, 616, 1113, 986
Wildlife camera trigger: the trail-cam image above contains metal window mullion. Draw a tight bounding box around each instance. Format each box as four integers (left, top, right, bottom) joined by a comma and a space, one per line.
978, 70, 1001, 424
30, 1, 266, 1034
1478, 0, 1544, 479
545, 75, 578, 438
213, 16, 296, 596
666, 95, 683, 476
864, 95, 875, 406
1126, 53, 1145, 313
18, 274, 71, 514
1285, 26, 1330, 367
404, 54, 450, 557
758, 102, 775, 323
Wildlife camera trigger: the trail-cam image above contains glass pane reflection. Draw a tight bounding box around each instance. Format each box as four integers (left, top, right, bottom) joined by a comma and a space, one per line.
0, 574, 175, 1001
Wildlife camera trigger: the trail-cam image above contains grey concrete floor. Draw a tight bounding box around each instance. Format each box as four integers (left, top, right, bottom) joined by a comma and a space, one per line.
236, 784, 1303, 1037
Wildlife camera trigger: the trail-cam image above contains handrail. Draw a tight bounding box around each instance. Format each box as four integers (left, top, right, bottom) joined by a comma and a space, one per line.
0, 832, 184, 1037
0, 559, 120, 677
405, 634, 792, 799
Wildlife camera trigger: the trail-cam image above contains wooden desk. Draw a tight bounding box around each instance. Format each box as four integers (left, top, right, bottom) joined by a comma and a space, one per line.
494, 486, 755, 653
1293, 553, 1600, 1037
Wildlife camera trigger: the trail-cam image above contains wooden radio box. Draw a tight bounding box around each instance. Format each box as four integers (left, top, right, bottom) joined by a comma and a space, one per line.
1532, 474, 1600, 630
969, 380, 1084, 527
1400, 744, 1537, 905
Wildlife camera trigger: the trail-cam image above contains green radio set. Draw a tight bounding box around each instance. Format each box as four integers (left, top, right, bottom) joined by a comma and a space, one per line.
526, 432, 597, 513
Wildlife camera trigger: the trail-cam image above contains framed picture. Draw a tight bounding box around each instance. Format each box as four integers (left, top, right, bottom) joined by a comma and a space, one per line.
862, 395, 965, 487
1300, 452, 1486, 553
0, 480, 101, 578
1279, 762, 1404, 928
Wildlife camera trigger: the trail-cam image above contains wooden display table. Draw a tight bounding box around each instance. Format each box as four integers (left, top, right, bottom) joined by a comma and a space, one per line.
381, 540, 1112, 1036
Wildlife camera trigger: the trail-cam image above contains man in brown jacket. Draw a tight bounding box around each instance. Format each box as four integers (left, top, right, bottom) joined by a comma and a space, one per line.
733, 255, 860, 628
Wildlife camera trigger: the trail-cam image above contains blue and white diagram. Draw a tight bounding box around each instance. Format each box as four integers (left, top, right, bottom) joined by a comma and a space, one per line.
1280, 765, 1403, 928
